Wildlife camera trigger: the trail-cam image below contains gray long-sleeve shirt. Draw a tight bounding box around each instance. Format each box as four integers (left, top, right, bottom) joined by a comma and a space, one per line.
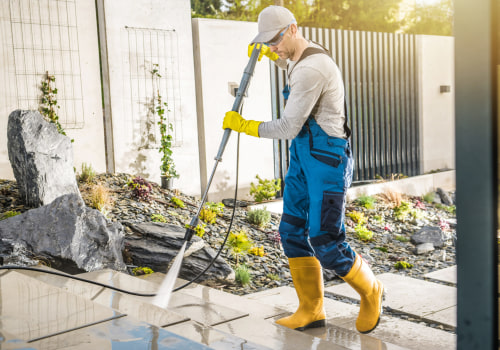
258, 42, 347, 140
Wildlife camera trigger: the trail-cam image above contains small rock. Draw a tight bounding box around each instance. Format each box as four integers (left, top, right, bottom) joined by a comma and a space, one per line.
411, 226, 446, 248
415, 243, 435, 255
437, 188, 453, 206
222, 198, 249, 208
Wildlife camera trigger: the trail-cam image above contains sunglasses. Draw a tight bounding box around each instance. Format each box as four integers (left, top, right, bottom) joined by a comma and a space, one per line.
265, 24, 290, 46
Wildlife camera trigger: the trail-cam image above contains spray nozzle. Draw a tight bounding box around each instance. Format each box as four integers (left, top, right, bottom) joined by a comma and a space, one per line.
184, 217, 199, 242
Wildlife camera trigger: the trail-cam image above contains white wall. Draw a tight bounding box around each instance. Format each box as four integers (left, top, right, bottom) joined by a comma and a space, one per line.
192, 19, 276, 202
417, 35, 455, 173
101, 0, 200, 196
0, 0, 106, 178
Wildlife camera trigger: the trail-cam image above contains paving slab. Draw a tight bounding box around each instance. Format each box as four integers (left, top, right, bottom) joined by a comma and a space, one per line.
0, 271, 123, 344
18, 268, 189, 328
424, 265, 457, 284
141, 274, 287, 319
325, 273, 457, 328
28, 315, 212, 350
327, 314, 456, 350
215, 315, 407, 350
214, 315, 350, 350
245, 286, 359, 320
247, 286, 455, 349
77, 269, 249, 327
165, 320, 272, 349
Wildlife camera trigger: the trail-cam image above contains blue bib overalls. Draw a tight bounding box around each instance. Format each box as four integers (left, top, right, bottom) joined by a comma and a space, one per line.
279, 118, 356, 276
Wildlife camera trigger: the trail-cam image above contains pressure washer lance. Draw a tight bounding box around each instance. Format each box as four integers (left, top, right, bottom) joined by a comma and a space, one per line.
152, 44, 264, 309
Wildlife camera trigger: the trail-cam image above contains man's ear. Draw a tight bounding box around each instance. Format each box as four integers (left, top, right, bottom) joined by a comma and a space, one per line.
289, 23, 298, 37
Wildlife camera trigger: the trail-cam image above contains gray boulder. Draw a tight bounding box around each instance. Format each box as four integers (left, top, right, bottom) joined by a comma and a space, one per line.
411, 226, 447, 248
0, 194, 126, 272
124, 222, 234, 282
7, 110, 81, 207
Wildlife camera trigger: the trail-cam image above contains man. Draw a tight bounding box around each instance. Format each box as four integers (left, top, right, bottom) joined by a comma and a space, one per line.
222, 5, 384, 334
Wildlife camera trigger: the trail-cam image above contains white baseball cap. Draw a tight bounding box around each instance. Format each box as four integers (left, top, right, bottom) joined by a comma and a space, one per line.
251, 6, 296, 44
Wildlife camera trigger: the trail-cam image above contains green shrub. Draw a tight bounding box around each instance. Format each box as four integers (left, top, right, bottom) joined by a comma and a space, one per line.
394, 261, 413, 270
235, 264, 251, 285
266, 273, 280, 281
395, 235, 410, 242
374, 246, 388, 253
228, 230, 253, 255
435, 203, 456, 215
393, 201, 412, 221
248, 245, 265, 257
205, 201, 225, 215
199, 208, 217, 224
356, 195, 376, 209
355, 224, 374, 241
372, 215, 384, 223
185, 223, 206, 238
170, 196, 185, 208
348, 210, 367, 225
0, 211, 20, 220
410, 209, 425, 221
422, 192, 435, 203
247, 207, 271, 227
132, 266, 154, 275
194, 223, 206, 237
249, 175, 281, 202
79, 162, 96, 183
151, 213, 167, 222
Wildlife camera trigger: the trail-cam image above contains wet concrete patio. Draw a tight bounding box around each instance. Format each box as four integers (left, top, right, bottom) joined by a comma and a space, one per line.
0, 264, 458, 349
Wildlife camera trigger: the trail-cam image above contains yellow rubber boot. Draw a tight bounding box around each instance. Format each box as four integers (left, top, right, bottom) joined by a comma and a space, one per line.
341, 254, 384, 333
275, 257, 326, 331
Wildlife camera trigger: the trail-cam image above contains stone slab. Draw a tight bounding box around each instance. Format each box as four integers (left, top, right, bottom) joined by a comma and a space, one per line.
165, 320, 272, 349
424, 265, 500, 293
77, 269, 248, 327
422, 306, 457, 328
214, 316, 350, 350
245, 286, 359, 320
18, 268, 189, 328
247, 286, 455, 349
325, 273, 457, 328
145, 275, 286, 319
328, 315, 456, 350
424, 266, 457, 284
28, 316, 212, 350
0, 271, 123, 343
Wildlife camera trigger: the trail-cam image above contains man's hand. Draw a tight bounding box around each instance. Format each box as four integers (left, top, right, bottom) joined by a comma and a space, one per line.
223, 111, 261, 137
248, 43, 279, 62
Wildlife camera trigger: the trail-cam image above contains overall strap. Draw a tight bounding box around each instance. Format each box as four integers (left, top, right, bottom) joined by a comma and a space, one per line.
284, 44, 351, 139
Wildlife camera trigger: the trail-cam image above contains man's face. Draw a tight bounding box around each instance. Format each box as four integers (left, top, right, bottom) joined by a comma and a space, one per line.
268, 25, 293, 60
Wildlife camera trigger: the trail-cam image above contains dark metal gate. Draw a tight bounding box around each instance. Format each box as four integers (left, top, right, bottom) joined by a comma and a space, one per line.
270, 27, 420, 184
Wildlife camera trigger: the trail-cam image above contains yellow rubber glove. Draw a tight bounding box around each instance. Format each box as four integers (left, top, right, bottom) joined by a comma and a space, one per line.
223, 111, 261, 137
248, 43, 279, 62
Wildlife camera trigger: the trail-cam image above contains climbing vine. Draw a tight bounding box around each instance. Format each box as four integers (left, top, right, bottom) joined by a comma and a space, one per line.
39, 71, 68, 139
151, 64, 178, 179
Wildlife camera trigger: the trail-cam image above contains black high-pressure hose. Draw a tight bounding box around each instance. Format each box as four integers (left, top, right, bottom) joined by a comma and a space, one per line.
0, 133, 242, 297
